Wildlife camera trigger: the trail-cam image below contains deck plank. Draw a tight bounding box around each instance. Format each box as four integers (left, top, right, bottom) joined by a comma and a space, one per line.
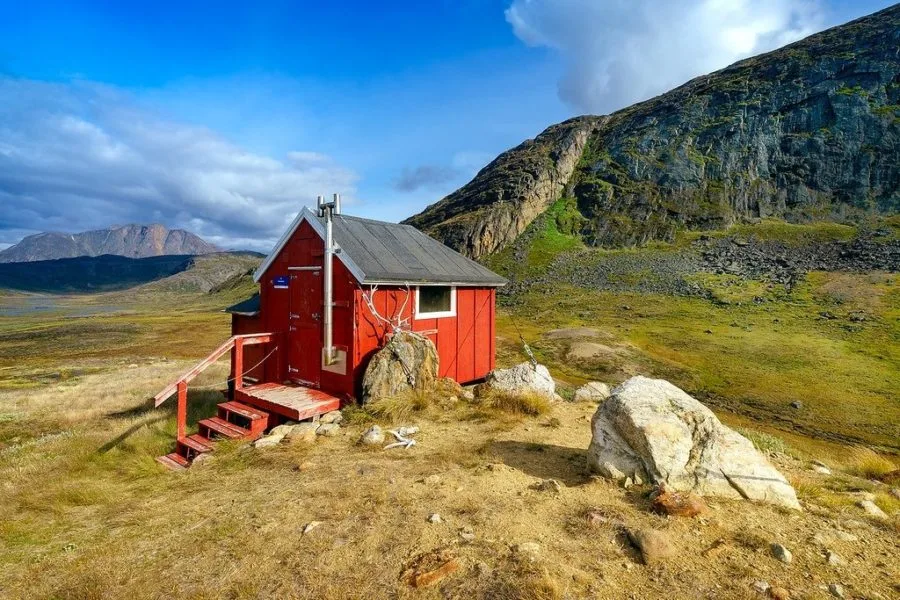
235, 383, 342, 421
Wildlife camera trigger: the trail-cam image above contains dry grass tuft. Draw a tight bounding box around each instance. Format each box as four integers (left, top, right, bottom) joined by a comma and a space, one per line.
842, 447, 897, 480
478, 389, 552, 416
364, 389, 432, 422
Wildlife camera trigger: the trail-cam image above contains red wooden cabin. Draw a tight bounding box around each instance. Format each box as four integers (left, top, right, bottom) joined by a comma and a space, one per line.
153, 200, 505, 469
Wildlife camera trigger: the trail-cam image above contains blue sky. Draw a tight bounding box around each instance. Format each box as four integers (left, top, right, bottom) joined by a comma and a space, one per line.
0, 0, 893, 251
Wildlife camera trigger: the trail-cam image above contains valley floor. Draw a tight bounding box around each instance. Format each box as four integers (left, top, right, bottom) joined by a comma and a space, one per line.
0, 230, 898, 598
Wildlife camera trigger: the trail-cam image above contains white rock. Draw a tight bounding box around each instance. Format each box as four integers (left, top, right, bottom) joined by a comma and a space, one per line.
574, 381, 611, 403
286, 423, 318, 444
253, 433, 285, 449
269, 423, 296, 437
826, 550, 843, 566
481, 362, 556, 398
396, 425, 419, 437
828, 583, 845, 598
316, 423, 340, 437
427, 513, 442, 524
752, 580, 770, 594
812, 465, 833, 475
856, 499, 887, 519
359, 425, 385, 445
587, 376, 801, 510
303, 521, 322, 534
320, 410, 343, 425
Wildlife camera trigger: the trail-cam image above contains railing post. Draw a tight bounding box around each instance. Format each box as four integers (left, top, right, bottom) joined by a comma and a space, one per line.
176, 380, 187, 440
234, 337, 244, 391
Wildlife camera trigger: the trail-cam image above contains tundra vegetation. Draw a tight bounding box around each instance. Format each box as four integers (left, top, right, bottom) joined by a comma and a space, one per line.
1, 216, 897, 599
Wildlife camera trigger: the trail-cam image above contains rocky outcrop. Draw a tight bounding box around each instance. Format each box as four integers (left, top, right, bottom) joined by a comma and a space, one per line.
0, 224, 219, 263
587, 376, 801, 509
404, 117, 601, 259
361, 331, 439, 403
406, 5, 900, 256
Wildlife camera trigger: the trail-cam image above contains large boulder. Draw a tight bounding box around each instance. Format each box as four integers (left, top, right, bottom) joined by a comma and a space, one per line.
587, 376, 801, 510
478, 362, 556, 399
361, 331, 438, 404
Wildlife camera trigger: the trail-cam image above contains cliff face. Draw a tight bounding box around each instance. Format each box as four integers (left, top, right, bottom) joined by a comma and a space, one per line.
0, 224, 219, 263
405, 5, 900, 257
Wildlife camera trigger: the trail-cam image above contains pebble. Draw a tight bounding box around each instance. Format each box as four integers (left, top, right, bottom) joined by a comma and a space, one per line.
752, 580, 770, 594
627, 528, 674, 564
770, 543, 792, 564
303, 521, 322, 535
427, 513, 442, 524
514, 542, 541, 561
827, 583, 845, 598
790, 400, 803, 409
768, 587, 791, 600
253, 433, 285, 448
826, 550, 843, 566
812, 465, 832, 475
459, 527, 475, 542
531, 479, 562, 493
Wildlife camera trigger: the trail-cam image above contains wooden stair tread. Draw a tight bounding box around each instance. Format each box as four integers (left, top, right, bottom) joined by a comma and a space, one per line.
199, 417, 250, 439
156, 453, 189, 471
218, 401, 268, 421
179, 434, 214, 453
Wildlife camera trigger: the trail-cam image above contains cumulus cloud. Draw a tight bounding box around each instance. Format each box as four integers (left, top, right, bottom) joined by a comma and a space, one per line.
0, 77, 357, 251
506, 0, 824, 114
393, 165, 461, 193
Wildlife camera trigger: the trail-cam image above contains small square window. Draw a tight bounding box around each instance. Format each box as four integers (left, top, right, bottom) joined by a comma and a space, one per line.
415, 286, 456, 319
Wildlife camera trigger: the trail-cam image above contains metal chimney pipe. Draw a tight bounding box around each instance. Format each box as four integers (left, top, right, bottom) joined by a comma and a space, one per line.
322, 196, 335, 365
333, 192, 341, 215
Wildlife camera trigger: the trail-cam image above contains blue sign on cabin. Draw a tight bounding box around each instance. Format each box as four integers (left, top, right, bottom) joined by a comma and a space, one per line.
272, 275, 289, 289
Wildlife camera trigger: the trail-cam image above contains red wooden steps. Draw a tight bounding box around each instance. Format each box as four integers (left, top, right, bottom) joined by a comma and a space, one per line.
155, 400, 272, 470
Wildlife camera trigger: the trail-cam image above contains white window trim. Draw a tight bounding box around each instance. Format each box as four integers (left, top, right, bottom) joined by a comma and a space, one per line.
414, 285, 456, 319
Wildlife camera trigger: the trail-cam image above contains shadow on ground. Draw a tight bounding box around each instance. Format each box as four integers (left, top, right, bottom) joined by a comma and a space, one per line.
489, 440, 592, 486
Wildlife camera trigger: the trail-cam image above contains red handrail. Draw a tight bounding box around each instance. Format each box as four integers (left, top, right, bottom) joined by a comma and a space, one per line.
152, 333, 274, 439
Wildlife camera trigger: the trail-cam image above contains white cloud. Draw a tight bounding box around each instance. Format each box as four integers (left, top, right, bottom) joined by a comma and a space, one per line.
505, 0, 824, 114
0, 77, 357, 251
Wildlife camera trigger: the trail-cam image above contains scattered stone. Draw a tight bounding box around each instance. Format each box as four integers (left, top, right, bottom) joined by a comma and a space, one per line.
396, 425, 419, 437
752, 580, 771, 594
790, 400, 803, 409
359, 425, 385, 445
770, 543, 792, 564
833, 530, 858, 542
596, 461, 627, 483
253, 432, 285, 449
827, 583, 845, 598
191, 452, 213, 466
478, 362, 556, 399
423, 474, 442, 486
826, 550, 843, 566
319, 410, 343, 425
574, 381, 611, 403
633, 472, 644, 486
316, 423, 340, 437
812, 465, 833, 475
427, 513, 442, 524
651, 487, 709, 517
626, 528, 673, 564
585, 510, 624, 529
531, 479, 562, 494
623, 476, 634, 489
286, 423, 318, 444
361, 331, 438, 404
303, 521, 322, 535
587, 376, 801, 509
513, 542, 541, 561
856, 499, 887, 518
459, 527, 475, 542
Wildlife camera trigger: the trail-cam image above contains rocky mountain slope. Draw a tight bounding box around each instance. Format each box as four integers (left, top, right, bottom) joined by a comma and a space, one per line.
0, 224, 219, 263
405, 5, 900, 258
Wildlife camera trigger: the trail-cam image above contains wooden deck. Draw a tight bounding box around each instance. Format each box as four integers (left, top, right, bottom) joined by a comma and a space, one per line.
235, 382, 342, 421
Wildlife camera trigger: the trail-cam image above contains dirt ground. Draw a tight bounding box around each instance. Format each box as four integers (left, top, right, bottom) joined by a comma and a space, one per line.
2, 362, 897, 600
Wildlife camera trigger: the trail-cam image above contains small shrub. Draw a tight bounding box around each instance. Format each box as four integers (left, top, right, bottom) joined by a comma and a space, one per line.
365, 389, 431, 423
842, 447, 897, 480
481, 389, 552, 416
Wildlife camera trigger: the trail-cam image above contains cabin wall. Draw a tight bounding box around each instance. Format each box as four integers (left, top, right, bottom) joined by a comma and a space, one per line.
353, 286, 496, 391
257, 219, 357, 398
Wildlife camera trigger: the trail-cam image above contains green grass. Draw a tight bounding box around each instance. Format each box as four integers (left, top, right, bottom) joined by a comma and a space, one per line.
498, 270, 900, 450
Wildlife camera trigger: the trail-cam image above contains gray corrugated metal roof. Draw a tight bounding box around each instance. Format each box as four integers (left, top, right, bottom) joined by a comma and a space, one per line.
254, 207, 506, 287
224, 293, 260, 315
327, 213, 506, 286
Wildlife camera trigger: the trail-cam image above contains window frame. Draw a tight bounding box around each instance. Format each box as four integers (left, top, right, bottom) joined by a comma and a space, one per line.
414, 285, 457, 320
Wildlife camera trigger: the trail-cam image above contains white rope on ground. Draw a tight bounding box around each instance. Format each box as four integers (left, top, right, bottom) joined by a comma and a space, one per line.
184, 345, 279, 391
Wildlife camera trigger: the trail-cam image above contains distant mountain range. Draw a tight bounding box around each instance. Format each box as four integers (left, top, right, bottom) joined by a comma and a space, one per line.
0, 251, 263, 294
0, 224, 220, 263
